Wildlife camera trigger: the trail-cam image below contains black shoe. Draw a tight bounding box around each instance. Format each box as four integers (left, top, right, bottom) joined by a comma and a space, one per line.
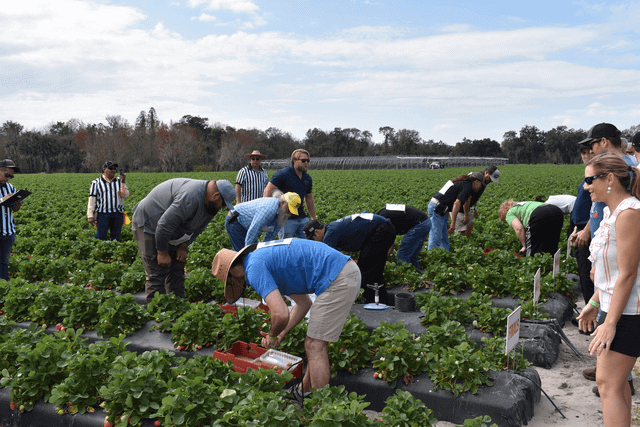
571, 318, 579, 327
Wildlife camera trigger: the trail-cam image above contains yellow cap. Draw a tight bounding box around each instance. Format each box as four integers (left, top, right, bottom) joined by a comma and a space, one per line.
283, 192, 301, 215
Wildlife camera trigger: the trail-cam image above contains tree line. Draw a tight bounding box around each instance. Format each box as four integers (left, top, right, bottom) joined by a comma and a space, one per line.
1, 107, 638, 173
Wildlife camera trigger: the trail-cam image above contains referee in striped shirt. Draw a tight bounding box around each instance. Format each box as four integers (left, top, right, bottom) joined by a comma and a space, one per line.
0, 159, 23, 282
235, 150, 268, 203
87, 160, 129, 241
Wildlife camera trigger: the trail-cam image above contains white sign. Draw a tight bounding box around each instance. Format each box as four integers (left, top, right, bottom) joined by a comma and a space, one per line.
386, 203, 406, 211
256, 238, 293, 249
553, 249, 561, 278
505, 306, 522, 355
351, 213, 374, 221
533, 268, 541, 305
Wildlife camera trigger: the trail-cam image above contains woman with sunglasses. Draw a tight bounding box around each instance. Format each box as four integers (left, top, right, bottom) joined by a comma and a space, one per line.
576, 153, 640, 427
498, 197, 564, 257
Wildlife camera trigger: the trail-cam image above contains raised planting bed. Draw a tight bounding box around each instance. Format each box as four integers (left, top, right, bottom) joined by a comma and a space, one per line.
332, 367, 541, 427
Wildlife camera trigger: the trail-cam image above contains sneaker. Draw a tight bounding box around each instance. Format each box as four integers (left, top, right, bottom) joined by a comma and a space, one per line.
593, 380, 635, 397
287, 383, 311, 404
583, 367, 596, 381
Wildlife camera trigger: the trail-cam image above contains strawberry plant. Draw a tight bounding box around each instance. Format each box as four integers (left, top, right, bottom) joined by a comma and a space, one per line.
99, 349, 179, 426
427, 341, 493, 396
0, 328, 87, 412
371, 322, 431, 385
147, 293, 193, 332
328, 314, 372, 377
278, 318, 308, 356
96, 293, 150, 338
117, 259, 146, 294
457, 415, 499, 427
170, 302, 225, 350
59, 288, 111, 330
3, 279, 42, 321
90, 261, 127, 291
301, 385, 376, 426
29, 284, 84, 326
219, 305, 269, 345
0, 323, 46, 382
381, 390, 438, 427
184, 266, 223, 302
50, 335, 130, 414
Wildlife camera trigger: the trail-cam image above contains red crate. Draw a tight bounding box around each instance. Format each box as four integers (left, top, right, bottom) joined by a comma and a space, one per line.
212, 341, 302, 378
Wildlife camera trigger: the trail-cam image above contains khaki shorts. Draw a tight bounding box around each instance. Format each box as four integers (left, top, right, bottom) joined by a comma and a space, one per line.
307, 259, 360, 342
451, 212, 473, 233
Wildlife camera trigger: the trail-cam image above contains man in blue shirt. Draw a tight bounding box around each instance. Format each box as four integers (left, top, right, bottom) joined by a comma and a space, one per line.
263, 149, 316, 239
211, 239, 360, 401
303, 213, 395, 304
225, 192, 301, 251
569, 146, 594, 305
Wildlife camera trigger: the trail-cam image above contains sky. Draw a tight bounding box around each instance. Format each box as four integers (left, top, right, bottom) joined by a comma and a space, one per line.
1, 0, 640, 146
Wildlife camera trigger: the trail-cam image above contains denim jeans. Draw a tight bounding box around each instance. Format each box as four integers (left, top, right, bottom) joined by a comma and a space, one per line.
397, 218, 431, 268
264, 217, 308, 240
427, 201, 450, 251
96, 212, 124, 241
0, 234, 15, 281
225, 218, 248, 251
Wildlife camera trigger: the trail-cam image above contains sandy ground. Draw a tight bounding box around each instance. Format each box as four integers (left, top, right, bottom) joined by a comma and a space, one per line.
436, 299, 640, 427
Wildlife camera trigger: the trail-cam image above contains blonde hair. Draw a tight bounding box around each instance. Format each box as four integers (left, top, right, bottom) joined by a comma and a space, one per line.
498, 200, 516, 222
587, 153, 640, 199
291, 149, 310, 165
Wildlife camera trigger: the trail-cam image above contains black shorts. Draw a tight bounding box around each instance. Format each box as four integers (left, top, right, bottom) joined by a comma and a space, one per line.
598, 311, 640, 357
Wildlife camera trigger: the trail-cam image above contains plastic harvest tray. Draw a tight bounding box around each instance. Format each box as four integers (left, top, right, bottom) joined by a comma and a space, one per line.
212, 341, 302, 378
219, 300, 269, 316
253, 349, 302, 371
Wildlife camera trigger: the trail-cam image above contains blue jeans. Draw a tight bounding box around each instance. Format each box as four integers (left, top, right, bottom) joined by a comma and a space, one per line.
427, 201, 450, 251
397, 218, 431, 268
96, 212, 123, 241
264, 217, 308, 240
225, 218, 248, 251
0, 234, 15, 281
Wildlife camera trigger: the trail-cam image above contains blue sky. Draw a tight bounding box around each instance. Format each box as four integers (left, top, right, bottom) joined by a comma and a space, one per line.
1, 0, 640, 145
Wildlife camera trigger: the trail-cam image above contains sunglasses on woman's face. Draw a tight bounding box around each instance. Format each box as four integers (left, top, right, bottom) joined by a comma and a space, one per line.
584, 172, 609, 185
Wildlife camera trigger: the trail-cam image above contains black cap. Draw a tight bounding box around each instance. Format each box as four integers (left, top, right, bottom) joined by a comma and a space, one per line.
102, 161, 119, 169
578, 123, 621, 147
303, 219, 324, 239
0, 159, 21, 173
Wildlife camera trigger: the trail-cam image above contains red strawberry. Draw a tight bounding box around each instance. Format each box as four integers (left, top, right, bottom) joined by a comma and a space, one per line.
154, 421, 161, 427
10, 402, 17, 410
104, 420, 113, 427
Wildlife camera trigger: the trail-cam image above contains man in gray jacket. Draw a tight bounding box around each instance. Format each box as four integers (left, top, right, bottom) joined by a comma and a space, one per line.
132, 178, 235, 302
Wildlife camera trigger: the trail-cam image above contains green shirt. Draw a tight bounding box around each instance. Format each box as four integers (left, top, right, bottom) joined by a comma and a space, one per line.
505, 201, 544, 228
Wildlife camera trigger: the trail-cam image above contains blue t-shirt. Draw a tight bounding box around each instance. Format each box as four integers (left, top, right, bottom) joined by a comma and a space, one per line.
323, 213, 390, 252
243, 239, 349, 299
590, 155, 636, 238
269, 166, 312, 219
571, 180, 591, 226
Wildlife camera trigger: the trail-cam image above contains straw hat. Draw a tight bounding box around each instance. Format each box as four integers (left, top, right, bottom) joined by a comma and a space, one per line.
244, 150, 267, 160
211, 244, 258, 303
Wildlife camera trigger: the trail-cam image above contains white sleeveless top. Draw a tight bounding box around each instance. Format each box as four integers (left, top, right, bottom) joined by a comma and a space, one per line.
589, 197, 640, 314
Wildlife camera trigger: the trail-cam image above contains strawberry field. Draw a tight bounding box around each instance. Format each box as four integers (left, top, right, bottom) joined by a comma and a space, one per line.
0, 165, 584, 426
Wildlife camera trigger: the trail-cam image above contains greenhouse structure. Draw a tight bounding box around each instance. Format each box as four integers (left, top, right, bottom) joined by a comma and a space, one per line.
261, 156, 509, 170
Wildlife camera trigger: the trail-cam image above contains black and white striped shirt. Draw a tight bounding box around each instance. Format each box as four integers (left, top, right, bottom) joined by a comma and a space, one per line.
89, 176, 124, 213
236, 165, 269, 203
0, 182, 16, 236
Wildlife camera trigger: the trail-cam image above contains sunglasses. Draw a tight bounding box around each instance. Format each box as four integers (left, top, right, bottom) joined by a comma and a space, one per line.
107, 166, 117, 171
584, 172, 609, 185
250, 157, 261, 161
297, 158, 310, 163
4, 172, 13, 179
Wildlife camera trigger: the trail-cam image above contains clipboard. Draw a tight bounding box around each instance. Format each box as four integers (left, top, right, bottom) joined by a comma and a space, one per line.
0, 189, 31, 207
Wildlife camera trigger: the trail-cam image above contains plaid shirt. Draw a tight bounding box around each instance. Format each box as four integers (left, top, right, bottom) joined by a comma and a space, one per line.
234, 197, 282, 246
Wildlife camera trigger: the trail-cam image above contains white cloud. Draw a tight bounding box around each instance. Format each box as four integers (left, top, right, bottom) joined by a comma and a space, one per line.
193, 13, 217, 22
187, 0, 260, 14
